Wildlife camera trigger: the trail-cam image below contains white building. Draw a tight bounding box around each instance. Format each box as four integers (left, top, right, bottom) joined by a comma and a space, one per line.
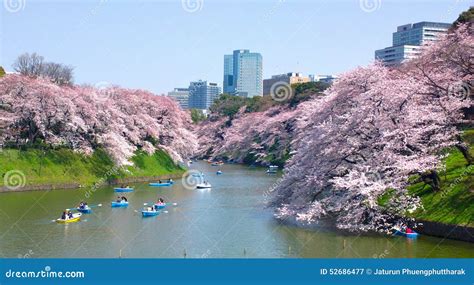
375, 21, 451, 66
167, 88, 189, 109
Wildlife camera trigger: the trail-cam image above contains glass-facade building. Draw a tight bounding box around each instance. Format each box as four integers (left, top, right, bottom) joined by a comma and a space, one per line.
223, 49, 263, 98
223, 55, 234, 94
375, 21, 451, 66
188, 80, 221, 110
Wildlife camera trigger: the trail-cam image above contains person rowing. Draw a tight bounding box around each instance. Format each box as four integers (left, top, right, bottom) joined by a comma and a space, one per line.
121, 196, 128, 202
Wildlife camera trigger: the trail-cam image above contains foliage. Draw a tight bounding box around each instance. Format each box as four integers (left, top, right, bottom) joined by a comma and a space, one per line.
270, 24, 473, 232
190, 108, 207, 123
0, 66, 5, 78
12, 53, 74, 86
209, 94, 249, 117
198, 83, 329, 165
0, 74, 197, 165
453, 6, 474, 27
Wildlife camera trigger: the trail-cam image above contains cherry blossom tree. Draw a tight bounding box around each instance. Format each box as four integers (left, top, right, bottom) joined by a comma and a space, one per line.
271, 24, 472, 232
0, 75, 197, 165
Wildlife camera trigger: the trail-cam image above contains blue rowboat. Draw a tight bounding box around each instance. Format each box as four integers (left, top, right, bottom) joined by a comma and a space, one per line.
154, 203, 166, 210
393, 229, 419, 238
142, 210, 159, 217
111, 201, 129, 208
114, 187, 134, 192
149, 182, 171, 187
76, 207, 92, 214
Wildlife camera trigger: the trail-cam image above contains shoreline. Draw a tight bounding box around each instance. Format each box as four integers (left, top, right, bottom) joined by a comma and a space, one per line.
0, 172, 185, 193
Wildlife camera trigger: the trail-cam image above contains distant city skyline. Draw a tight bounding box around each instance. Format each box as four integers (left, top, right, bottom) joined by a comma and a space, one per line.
1, 0, 470, 94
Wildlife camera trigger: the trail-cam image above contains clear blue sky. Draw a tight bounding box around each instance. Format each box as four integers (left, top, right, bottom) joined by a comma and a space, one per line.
1, 0, 471, 94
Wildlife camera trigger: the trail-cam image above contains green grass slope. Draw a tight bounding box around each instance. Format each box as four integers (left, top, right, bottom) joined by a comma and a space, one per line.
0, 148, 183, 188
408, 129, 474, 227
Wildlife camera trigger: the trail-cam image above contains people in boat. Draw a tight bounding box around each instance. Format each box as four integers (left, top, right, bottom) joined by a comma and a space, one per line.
79, 202, 85, 209
121, 196, 128, 202
116, 196, 122, 202
156, 197, 165, 205
158, 179, 162, 183
67, 211, 73, 219
61, 211, 66, 220
406, 228, 413, 234
167, 178, 173, 183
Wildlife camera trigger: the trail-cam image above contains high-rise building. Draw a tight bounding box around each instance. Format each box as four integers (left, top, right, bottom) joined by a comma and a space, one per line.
263, 72, 310, 96
188, 80, 221, 110
223, 49, 263, 98
375, 21, 451, 66
167, 88, 189, 109
223, 54, 234, 94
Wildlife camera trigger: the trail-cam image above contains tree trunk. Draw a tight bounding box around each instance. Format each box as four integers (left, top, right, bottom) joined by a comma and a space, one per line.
456, 144, 473, 165
421, 170, 441, 192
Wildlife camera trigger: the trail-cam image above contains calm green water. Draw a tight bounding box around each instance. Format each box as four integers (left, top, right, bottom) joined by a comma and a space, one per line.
0, 161, 473, 258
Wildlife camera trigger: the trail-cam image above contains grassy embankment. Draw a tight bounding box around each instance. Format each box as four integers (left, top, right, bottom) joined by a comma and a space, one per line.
0, 148, 184, 188
379, 129, 473, 227
407, 129, 474, 227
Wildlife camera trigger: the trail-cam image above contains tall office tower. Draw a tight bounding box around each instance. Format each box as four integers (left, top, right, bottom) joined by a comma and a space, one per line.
223, 54, 234, 94
223, 49, 263, 97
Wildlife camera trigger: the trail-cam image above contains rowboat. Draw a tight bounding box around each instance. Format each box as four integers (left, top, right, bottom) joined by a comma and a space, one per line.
56, 213, 82, 224
266, 165, 278, 174
196, 182, 212, 189
76, 207, 92, 214
154, 203, 166, 210
114, 187, 134, 192
142, 209, 159, 217
216, 171, 223, 175
393, 229, 419, 238
149, 182, 171, 187
111, 201, 129, 208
